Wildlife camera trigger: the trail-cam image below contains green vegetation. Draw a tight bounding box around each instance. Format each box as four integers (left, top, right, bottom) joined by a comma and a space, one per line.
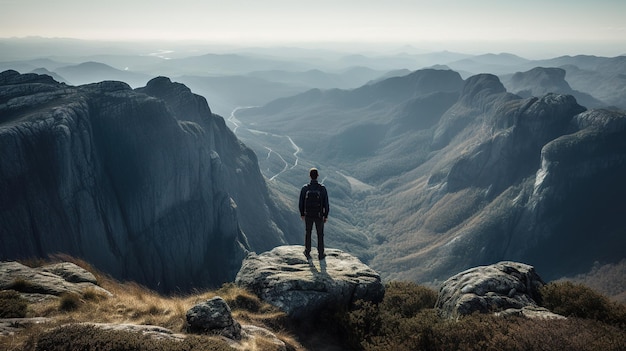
541, 281, 626, 328
334, 281, 626, 351
34, 324, 232, 351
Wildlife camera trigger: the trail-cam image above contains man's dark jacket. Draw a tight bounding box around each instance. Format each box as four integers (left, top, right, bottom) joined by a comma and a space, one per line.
299, 180, 329, 218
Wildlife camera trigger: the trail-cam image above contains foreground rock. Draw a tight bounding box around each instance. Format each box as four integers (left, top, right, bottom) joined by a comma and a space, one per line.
84, 323, 186, 341
0, 317, 51, 336
0, 261, 110, 297
235, 245, 384, 319
436, 261, 563, 319
186, 297, 242, 340
185, 296, 288, 348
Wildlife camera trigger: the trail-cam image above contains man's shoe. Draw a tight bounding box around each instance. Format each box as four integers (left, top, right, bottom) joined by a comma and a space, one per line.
304, 251, 312, 259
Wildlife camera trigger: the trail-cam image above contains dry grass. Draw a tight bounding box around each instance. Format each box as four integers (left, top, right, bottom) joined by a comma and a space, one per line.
0, 258, 299, 351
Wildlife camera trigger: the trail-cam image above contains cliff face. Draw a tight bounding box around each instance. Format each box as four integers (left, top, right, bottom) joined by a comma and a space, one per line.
395, 74, 626, 282
0, 70, 286, 292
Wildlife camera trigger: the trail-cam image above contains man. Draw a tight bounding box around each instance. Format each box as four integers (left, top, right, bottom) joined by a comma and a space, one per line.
299, 168, 329, 260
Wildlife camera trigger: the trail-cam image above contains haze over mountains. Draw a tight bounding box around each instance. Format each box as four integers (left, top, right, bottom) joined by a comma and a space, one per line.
1, 38, 625, 294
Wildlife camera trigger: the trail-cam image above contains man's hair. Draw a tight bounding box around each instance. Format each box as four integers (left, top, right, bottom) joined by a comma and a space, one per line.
309, 168, 319, 179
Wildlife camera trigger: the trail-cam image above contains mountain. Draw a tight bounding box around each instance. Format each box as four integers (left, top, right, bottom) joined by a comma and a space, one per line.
0, 70, 297, 292
447, 53, 531, 76
54, 61, 152, 88
501, 67, 604, 108
248, 66, 389, 90
150, 53, 312, 76
235, 69, 626, 284
30, 67, 70, 84
175, 74, 308, 116
0, 58, 70, 74
238, 68, 464, 173
557, 63, 626, 109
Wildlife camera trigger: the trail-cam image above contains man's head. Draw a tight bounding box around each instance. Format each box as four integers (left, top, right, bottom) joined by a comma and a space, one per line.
309, 168, 319, 180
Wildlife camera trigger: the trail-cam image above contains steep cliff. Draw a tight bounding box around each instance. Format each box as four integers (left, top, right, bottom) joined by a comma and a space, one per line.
377, 74, 626, 282
0, 70, 288, 292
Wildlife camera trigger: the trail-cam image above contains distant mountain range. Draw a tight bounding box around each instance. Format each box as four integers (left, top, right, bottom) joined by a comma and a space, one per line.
3, 38, 624, 115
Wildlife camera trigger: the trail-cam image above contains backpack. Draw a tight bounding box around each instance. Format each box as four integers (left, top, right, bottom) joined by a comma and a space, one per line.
304, 184, 323, 217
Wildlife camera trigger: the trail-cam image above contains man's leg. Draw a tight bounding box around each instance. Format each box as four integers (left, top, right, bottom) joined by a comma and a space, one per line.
315, 218, 325, 259
304, 217, 314, 258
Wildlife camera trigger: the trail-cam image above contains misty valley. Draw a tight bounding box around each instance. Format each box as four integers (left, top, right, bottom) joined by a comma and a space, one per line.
1, 38, 625, 302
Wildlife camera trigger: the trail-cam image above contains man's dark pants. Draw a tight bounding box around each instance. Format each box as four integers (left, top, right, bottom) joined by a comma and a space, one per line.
304, 216, 324, 257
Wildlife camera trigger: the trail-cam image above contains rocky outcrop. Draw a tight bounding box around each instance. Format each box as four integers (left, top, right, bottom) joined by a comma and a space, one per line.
502, 67, 603, 108
432, 73, 517, 149
445, 92, 586, 194
1, 317, 51, 336
235, 245, 384, 319
0, 261, 110, 297
436, 261, 563, 320
186, 296, 242, 340
0, 70, 288, 292
81, 323, 186, 341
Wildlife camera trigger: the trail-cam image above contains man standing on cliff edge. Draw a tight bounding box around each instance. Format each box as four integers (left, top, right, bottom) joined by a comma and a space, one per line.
299, 168, 329, 260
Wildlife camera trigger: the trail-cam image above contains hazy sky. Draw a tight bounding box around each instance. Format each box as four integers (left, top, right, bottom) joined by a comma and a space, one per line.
2, 0, 625, 57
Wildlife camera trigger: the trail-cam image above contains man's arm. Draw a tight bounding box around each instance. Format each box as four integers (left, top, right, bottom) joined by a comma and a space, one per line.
298, 186, 306, 217
322, 187, 329, 219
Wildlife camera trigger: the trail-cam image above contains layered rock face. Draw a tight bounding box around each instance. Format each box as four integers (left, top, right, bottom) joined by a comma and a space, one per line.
0, 70, 286, 292
380, 74, 626, 283
235, 245, 384, 319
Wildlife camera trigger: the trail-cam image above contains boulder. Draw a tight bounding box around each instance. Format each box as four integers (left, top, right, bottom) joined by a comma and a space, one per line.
435, 261, 555, 319
0, 261, 110, 297
0, 317, 51, 336
235, 245, 384, 319
186, 296, 242, 340
84, 323, 186, 341
239, 325, 286, 351
38, 262, 98, 284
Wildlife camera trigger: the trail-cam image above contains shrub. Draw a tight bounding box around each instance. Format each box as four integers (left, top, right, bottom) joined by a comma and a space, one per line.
82, 287, 109, 302
59, 292, 82, 312
0, 290, 28, 318
230, 291, 263, 313
340, 281, 626, 351
381, 281, 437, 317
540, 281, 626, 327
215, 283, 273, 313
35, 324, 232, 351
8, 278, 37, 293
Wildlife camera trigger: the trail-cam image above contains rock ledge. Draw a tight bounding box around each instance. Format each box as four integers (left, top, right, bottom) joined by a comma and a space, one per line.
235, 245, 384, 319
